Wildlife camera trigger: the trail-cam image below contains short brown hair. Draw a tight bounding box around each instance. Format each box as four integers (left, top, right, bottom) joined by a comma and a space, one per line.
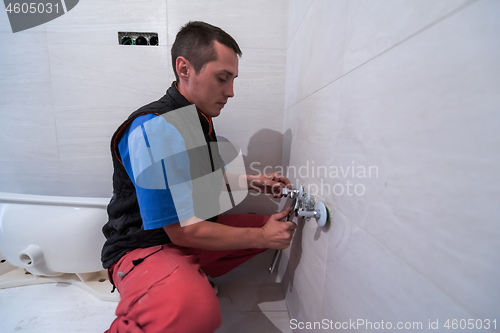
171, 21, 242, 82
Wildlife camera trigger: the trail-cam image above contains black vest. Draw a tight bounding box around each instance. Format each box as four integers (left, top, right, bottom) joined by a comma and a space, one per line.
101, 82, 219, 269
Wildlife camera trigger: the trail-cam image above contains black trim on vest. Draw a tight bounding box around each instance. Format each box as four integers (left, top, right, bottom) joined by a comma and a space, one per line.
101, 82, 219, 269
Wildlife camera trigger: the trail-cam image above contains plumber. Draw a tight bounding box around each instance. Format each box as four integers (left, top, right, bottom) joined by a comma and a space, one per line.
100, 21, 297, 333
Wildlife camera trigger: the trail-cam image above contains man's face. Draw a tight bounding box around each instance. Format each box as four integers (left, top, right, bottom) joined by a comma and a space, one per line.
185, 41, 239, 117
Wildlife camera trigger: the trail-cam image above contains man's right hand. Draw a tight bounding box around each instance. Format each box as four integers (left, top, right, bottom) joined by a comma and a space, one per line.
261, 207, 297, 249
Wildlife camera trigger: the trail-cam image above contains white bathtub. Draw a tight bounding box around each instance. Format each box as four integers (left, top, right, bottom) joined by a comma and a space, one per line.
0, 192, 119, 301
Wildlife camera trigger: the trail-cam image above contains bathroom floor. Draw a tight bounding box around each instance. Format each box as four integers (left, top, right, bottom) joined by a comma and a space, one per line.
0, 249, 292, 333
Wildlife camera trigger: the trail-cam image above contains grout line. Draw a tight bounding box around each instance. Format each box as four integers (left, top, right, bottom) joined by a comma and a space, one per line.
165, 1, 169, 46
46, 39, 60, 162
231, 310, 289, 313
286, 0, 315, 50
164, 43, 287, 52
284, 0, 481, 111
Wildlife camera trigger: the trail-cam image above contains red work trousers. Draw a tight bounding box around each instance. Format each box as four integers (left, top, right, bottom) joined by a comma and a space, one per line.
104, 214, 269, 333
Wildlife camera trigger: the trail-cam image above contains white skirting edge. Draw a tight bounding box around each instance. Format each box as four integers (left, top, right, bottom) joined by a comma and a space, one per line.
0, 254, 120, 302
0, 191, 110, 208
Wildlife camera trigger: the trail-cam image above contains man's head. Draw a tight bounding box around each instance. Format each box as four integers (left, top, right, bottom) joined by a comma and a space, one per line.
171, 21, 241, 117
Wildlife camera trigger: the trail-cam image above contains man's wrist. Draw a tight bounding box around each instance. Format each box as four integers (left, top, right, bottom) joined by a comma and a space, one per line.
249, 226, 267, 248
246, 174, 259, 191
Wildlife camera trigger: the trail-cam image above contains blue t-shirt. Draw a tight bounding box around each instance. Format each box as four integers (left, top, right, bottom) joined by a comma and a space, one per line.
118, 114, 195, 230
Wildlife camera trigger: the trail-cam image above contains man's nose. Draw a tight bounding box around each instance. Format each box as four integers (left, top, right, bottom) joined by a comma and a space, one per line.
225, 83, 234, 98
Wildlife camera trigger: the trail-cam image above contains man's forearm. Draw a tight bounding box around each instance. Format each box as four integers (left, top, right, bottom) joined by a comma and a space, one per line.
164, 220, 266, 250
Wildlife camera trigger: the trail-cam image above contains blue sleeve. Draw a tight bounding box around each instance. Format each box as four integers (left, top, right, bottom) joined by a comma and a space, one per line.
118, 114, 195, 230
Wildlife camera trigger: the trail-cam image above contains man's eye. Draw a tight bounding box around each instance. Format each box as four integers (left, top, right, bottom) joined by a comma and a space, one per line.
218, 78, 226, 82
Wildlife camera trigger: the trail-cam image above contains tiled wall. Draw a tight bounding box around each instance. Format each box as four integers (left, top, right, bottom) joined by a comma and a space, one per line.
0, 0, 287, 204
3, 0, 500, 329
279, 0, 500, 331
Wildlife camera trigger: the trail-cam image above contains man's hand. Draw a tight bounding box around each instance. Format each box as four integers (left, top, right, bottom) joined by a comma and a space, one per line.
261, 206, 297, 249
248, 173, 292, 198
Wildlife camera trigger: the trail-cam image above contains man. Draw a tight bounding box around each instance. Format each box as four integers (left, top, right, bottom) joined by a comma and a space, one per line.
101, 21, 296, 333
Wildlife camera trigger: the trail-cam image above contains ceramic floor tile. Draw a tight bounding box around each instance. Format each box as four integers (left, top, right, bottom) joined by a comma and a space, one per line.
217, 285, 287, 313
0, 250, 292, 333
212, 249, 281, 288
0, 284, 116, 333
216, 310, 292, 333
213, 249, 292, 332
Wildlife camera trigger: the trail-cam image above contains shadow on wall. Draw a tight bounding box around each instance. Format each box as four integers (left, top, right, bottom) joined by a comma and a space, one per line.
220, 128, 290, 216
281, 129, 293, 174
278, 127, 332, 294
280, 214, 332, 297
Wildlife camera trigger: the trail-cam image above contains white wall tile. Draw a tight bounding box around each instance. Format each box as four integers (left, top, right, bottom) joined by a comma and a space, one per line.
59, 160, 113, 197
0, 43, 52, 106
0, 3, 12, 32
342, 0, 473, 74
334, 0, 500, 318
167, 0, 287, 49
0, 105, 59, 163
212, 47, 286, 166
282, 0, 500, 325
48, 43, 170, 109
286, 80, 342, 186
53, 106, 121, 196
46, 0, 167, 46
0, 6, 47, 33
286, 0, 313, 48
54, 106, 129, 162
281, 215, 330, 332
51, 105, 125, 196
321, 211, 474, 330
279, 80, 341, 331
49, 0, 167, 27
0, 161, 62, 195
281, 102, 299, 170
284, 0, 347, 109
0, 0, 288, 200
0, 29, 47, 45
46, 23, 168, 48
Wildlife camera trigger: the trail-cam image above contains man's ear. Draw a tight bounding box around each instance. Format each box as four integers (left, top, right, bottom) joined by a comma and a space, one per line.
176, 56, 190, 80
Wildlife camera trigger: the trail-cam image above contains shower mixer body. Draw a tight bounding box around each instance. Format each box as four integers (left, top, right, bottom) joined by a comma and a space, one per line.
269, 183, 331, 273
281, 184, 329, 227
